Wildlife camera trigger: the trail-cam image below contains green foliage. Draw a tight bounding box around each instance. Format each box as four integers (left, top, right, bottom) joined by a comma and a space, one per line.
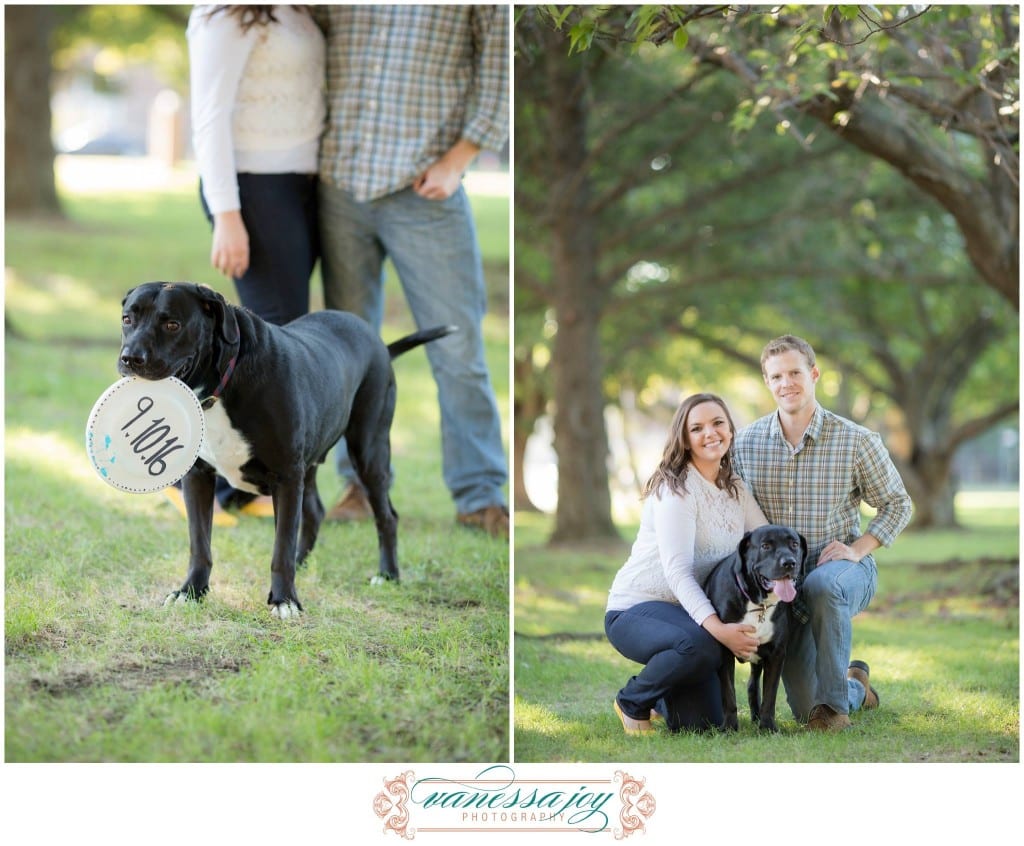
828, 6, 863, 23
567, 16, 598, 55
4, 165, 510, 762
515, 3, 1018, 487
53, 5, 193, 92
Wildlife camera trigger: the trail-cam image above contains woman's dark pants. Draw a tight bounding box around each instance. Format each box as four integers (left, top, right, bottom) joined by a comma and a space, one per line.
606, 601, 725, 732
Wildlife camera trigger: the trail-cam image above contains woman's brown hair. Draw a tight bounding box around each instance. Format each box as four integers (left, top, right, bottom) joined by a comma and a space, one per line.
641, 392, 740, 500
206, 5, 280, 32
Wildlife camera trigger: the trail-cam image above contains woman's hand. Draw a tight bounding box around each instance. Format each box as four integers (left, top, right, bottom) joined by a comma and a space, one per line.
704, 615, 760, 661
210, 210, 249, 279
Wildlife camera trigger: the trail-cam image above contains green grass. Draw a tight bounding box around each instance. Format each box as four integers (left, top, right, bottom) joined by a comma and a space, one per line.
4, 160, 510, 762
514, 492, 1019, 762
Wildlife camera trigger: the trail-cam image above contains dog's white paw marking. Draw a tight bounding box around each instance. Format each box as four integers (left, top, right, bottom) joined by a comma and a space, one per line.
164, 591, 196, 607
271, 600, 302, 620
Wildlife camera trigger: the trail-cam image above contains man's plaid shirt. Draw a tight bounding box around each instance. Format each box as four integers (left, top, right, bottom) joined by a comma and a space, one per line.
317, 5, 509, 202
733, 405, 913, 620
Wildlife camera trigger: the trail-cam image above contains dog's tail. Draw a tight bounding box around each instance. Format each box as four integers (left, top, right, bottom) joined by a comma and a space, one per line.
387, 325, 458, 359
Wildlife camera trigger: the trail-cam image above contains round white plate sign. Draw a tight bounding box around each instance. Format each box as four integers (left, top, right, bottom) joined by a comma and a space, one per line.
85, 376, 205, 493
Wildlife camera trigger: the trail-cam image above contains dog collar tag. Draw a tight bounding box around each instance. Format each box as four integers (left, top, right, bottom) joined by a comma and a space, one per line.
86, 376, 205, 493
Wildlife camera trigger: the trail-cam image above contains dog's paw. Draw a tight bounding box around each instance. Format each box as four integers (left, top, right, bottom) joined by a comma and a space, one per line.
370, 574, 399, 586
270, 600, 302, 620
163, 589, 203, 607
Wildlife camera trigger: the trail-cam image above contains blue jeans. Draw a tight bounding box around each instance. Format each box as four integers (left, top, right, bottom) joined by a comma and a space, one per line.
783, 556, 878, 720
318, 181, 507, 514
605, 602, 725, 732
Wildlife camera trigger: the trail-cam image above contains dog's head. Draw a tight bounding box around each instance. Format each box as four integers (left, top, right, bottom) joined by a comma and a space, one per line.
737, 525, 806, 603
119, 282, 239, 384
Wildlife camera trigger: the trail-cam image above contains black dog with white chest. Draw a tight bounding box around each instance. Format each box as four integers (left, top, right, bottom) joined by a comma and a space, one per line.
118, 281, 453, 618
701, 525, 806, 731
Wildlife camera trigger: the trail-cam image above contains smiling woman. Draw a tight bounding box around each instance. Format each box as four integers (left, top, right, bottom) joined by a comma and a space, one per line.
604, 392, 769, 734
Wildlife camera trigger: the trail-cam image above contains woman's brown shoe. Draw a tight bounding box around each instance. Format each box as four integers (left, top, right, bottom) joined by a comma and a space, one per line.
238, 496, 275, 518
614, 699, 655, 735
162, 486, 237, 527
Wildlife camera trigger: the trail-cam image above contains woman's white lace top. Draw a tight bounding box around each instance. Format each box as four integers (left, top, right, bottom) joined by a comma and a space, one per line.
188, 6, 326, 213
606, 473, 768, 625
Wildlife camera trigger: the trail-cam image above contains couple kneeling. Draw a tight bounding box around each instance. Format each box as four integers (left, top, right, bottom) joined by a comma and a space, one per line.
606, 335, 912, 734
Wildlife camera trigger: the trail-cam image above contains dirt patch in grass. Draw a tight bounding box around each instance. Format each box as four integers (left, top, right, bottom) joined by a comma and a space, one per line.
915, 556, 1020, 605
29, 656, 246, 697
6, 625, 71, 656
425, 596, 483, 609
868, 556, 1019, 621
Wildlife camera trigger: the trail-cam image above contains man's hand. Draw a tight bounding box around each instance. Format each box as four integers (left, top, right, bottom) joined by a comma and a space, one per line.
413, 138, 481, 200
413, 159, 465, 200
817, 534, 881, 566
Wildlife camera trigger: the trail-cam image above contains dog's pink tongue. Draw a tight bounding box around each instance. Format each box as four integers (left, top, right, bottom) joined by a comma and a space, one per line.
773, 579, 797, 603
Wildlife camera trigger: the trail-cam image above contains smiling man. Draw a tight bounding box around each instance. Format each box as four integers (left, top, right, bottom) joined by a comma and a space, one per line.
732, 335, 913, 731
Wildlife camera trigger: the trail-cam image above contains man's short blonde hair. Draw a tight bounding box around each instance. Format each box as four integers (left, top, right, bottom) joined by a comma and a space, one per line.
760, 335, 816, 376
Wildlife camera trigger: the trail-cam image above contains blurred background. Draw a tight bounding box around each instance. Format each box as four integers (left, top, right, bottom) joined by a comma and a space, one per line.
5, 5, 508, 240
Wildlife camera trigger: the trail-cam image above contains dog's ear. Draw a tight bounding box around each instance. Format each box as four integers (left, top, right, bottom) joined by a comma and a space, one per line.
194, 284, 239, 345
797, 532, 809, 568
738, 530, 754, 560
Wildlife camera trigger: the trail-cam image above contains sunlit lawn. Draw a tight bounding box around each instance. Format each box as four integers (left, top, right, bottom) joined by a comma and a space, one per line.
5, 155, 510, 764
514, 490, 1019, 763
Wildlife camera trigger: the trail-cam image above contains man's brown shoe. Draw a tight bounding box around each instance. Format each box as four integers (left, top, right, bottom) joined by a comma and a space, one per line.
806, 704, 852, 732
326, 483, 373, 522
456, 504, 509, 539
848, 660, 880, 709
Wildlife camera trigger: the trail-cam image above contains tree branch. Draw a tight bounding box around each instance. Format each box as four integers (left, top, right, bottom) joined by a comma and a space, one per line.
947, 400, 1020, 452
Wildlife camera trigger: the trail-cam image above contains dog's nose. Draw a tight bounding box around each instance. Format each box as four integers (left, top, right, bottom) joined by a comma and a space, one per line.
781, 557, 797, 570
120, 350, 147, 370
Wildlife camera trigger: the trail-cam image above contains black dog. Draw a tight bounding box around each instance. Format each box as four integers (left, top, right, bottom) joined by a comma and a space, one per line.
119, 281, 453, 618
701, 525, 806, 731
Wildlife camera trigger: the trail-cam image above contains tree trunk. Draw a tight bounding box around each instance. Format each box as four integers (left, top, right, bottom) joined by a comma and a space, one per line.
4, 5, 60, 217
513, 352, 544, 513
542, 35, 619, 544
897, 449, 958, 530
512, 422, 540, 513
